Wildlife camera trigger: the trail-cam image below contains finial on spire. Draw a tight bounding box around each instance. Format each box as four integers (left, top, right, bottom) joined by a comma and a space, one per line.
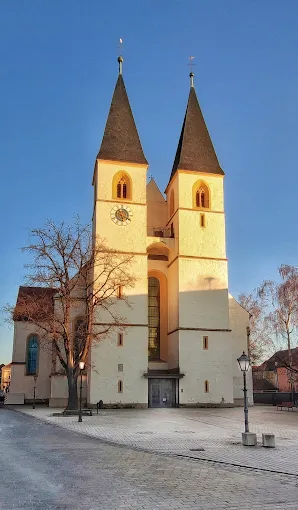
118, 38, 124, 74
188, 56, 195, 88
118, 55, 123, 75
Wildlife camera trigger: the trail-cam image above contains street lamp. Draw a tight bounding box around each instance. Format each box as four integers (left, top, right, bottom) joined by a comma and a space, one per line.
237, 351, 250, 433
78, 361, 85, 423
33, 374, 38, 409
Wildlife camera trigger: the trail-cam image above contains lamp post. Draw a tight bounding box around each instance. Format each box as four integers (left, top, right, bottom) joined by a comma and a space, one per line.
237, 351, 250, 433
78, 361, 85, 423
33, 374, 38, 409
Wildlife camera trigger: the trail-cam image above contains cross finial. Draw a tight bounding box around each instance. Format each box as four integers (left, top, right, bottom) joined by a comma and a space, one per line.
188, 56, 195, 88
118, 38, 123, 74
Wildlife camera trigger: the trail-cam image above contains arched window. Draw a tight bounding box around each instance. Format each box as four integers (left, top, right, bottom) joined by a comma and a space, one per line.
74, 318, 86, 360
169, 190, 174, 217
112, 172, 132, 200
26, 335, 39, 375
193, 181, 210, 209
148, 277, 160, 360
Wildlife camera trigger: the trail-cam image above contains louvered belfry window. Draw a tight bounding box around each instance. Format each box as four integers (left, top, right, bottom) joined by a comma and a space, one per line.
117, 177, 128, 199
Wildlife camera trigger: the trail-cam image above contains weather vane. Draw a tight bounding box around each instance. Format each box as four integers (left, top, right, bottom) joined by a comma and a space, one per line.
188, 56, 195, 73
188, 56, 195, 87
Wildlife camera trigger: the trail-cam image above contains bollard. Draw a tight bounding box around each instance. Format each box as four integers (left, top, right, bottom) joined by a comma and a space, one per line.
262, 433, 275, 448
242, 432, 257, 446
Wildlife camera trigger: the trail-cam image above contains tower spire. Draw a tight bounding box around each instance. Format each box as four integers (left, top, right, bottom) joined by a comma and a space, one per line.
96, 57, 148, 165
168, 76, 224, 184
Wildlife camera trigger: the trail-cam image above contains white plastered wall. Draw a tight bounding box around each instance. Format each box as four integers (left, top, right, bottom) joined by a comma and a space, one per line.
179, 331, 233, 404
90, 326, 148, 405
229, 295, 253, 405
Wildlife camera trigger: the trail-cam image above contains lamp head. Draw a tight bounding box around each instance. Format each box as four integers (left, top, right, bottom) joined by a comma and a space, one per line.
237, 351, 250, 372
79, 361, 85, 371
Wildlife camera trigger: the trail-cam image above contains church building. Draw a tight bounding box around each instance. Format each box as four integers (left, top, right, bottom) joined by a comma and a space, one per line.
8, 57, 253, 408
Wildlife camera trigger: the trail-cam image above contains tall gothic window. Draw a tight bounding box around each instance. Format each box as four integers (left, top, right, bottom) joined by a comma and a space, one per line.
26, 335, 39, 374
169, 190, 174, 217
148, 277, 160, 360
74, 318, 86, 360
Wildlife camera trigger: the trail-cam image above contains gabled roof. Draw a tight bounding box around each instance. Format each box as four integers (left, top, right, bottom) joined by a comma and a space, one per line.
97, 74, 148, 166
261, 347, 298, 371
146, 178, 166, 203
13, 286, 56, 321
169, 79, 224, 184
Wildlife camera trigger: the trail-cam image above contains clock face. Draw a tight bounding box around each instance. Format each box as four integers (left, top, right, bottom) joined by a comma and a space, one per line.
110, 205, 132, 226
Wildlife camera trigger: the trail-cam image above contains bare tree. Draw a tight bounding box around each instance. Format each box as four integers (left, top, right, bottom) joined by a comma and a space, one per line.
7, 218, 135, 410
258, 264, 298, 400
238, 292, 272, 364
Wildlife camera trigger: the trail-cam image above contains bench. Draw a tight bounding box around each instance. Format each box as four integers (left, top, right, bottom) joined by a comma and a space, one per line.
277, 402, 296, 411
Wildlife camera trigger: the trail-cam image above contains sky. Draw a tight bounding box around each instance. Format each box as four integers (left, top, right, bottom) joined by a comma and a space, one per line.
1, 0, 298, 364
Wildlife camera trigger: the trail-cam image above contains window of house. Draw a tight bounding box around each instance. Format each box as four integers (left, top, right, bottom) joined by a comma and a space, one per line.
26, 335, 39, 375
118, 333, 123, 346
117, 286, 123, 299
118, 380, 123, 393
118, 364, 123, 372
204, 380, 209, 393
203, 336, 208, 350
200, 214, 206, 228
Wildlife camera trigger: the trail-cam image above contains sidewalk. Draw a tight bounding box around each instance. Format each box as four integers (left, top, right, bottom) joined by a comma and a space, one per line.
11, 405, 298, 476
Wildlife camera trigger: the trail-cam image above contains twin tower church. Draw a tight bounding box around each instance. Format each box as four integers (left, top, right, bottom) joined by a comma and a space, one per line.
9, 58, 252, 408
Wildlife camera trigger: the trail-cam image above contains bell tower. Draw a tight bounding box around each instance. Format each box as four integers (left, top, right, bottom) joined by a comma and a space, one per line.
90, 57, 149, 406
166, 72, 233, 405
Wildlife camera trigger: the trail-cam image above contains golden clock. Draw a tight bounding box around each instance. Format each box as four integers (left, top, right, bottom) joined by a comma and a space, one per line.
110, 205, 132, 226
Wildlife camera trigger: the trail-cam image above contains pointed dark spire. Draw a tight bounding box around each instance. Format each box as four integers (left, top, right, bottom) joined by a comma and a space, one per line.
97, 58, 148, 166
169, 73, 224, 183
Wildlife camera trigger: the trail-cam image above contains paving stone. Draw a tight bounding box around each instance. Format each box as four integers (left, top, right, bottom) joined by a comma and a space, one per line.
3, 406, 298, 508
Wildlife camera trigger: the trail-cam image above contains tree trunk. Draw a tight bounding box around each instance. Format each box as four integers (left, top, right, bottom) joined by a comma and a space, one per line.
65, 368, 78, 410
286, 329, 294, 402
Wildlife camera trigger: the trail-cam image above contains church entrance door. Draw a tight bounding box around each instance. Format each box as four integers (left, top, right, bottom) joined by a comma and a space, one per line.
148, 378, 176, 408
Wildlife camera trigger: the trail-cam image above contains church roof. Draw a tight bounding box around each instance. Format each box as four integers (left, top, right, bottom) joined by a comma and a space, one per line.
169, 77, 224, 184
13, 286, 56, 321
97, 72, 148, 165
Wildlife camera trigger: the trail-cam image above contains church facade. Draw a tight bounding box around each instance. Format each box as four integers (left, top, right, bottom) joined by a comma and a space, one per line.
8, 60, 253, 408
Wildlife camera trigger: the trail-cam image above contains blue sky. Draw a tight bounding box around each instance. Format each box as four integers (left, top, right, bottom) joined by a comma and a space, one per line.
1, 1, 298, 363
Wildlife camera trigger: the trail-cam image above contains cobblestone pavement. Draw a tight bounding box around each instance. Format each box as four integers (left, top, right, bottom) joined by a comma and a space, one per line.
15, 405, 298, 475
1, 408, 298, 510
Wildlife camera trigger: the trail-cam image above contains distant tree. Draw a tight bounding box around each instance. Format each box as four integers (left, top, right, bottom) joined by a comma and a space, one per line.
238, 292, 272, 364
258, 264, 298, 400
5, 218, 135, 410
